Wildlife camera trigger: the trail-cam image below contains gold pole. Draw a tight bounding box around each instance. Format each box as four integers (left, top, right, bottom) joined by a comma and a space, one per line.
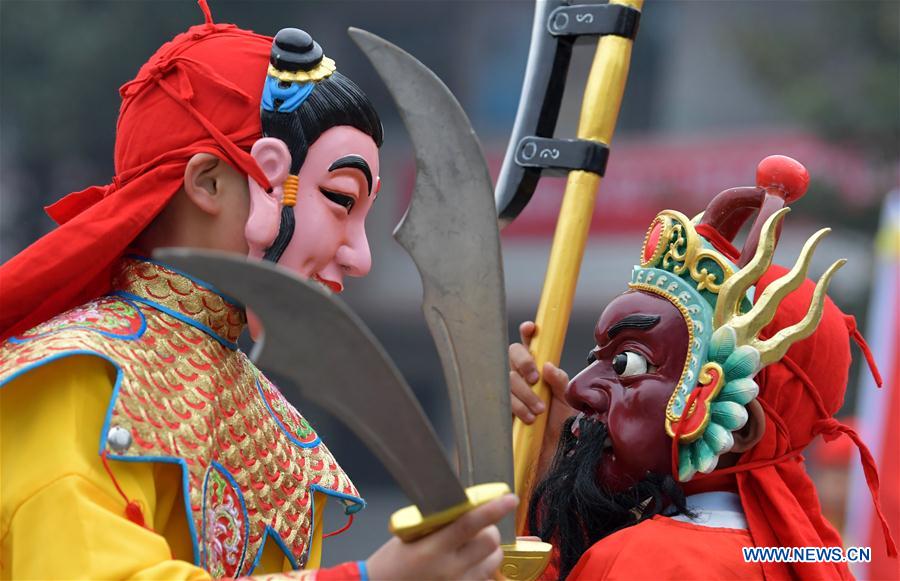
512, 0, 644, 533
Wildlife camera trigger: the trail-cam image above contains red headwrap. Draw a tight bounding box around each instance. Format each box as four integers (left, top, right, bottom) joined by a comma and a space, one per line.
0, 1, 272, 340
686, 231, 896, 579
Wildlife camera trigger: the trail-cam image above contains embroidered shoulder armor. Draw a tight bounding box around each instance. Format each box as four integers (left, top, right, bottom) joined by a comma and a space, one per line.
0, 258, 363, 577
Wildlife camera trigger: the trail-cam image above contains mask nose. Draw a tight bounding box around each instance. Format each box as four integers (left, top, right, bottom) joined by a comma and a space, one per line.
336, 225, 371, 277
565, 369, 612, 421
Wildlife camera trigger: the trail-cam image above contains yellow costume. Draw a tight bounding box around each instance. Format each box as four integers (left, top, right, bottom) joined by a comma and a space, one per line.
1, 257, 362, 579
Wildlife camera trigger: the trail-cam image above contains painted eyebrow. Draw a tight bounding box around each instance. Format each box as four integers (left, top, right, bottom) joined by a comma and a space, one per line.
328, 155, 373, 195
607, 314, 661, 339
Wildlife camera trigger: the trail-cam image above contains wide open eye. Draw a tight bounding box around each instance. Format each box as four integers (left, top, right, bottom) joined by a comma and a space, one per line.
611, 351, 649, 377
320, 187, 355, 214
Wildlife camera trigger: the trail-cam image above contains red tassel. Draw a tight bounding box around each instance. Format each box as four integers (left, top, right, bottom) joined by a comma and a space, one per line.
814, 418, 897, 557
124, 500, 147, 528
846, 316, 884, 387
100, 451, 153, 532
323, 513, 354, 539
197, 0, 214, 25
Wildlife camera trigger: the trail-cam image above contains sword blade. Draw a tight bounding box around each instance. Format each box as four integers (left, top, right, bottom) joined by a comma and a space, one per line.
154, 248, 468, 516
350, 28, 516, 542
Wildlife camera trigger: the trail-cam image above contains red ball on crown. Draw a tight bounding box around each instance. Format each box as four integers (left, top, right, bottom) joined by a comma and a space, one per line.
756, 155, 809, 204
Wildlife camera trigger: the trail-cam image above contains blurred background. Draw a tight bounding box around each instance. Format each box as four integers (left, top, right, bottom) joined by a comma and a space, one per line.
1, 0, 897, 576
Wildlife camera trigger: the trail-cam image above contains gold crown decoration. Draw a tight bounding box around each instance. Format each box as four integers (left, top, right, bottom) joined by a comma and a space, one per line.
267, 56, 336, 83
665, 207, 845, 481
640, 210, 739, 300
629, 156, 847, 481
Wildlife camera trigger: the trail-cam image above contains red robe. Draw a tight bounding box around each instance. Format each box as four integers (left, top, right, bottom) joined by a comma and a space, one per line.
567, 516, 764, 580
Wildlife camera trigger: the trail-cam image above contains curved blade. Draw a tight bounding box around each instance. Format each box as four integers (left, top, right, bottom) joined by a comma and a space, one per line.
350, 29, 514, 493
154, 248, 467, 516
495, 0, 572, 225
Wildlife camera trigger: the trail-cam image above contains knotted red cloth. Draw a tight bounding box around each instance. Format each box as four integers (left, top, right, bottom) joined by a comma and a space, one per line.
0, 1, 272, 340
684, 226, 896, 579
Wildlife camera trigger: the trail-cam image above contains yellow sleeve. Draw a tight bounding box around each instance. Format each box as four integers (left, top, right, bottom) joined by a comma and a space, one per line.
0, 354, 210, 580
307, 491, 328, 569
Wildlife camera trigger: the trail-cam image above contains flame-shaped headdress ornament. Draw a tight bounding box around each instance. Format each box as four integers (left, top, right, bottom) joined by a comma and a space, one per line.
631, 156, 845, 481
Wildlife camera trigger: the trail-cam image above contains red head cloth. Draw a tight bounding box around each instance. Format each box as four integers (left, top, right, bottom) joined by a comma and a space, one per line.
689, 228, 896, 580
0, 4, 272, 340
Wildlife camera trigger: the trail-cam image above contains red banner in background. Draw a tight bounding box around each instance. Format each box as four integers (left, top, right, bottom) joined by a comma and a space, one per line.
487, 130, 876, 239
845, 192, 900, 579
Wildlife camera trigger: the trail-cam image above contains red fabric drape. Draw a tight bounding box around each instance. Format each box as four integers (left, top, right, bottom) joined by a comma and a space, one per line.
682, 264, 897, 579
0, 11, 272, 340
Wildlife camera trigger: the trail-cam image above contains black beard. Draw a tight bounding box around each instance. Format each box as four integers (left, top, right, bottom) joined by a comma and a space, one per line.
528, 417, 690, 580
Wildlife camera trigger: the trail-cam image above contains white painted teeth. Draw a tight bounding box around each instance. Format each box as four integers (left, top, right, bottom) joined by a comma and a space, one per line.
571, 412, 585, 436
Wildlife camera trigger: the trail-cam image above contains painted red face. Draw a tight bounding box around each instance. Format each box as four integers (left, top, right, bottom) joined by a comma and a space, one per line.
565, 290, 689, 491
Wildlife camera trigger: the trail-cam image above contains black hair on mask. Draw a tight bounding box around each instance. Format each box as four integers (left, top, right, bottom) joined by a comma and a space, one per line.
260, 71, 383, 263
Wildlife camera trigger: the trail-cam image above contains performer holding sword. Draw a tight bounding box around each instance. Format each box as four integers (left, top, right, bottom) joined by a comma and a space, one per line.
0, 2, 515, 578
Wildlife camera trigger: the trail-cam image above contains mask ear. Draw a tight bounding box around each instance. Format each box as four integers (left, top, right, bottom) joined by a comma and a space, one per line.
245, 137, 292, 259
731, 399, 766, 453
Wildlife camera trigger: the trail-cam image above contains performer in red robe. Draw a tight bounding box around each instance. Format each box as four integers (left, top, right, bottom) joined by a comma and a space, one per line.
0, 2, 514, 579
510, 156, 896, 579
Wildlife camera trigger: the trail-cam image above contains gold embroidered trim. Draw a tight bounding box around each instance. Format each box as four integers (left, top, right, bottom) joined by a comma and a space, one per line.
640, 210, 735, 294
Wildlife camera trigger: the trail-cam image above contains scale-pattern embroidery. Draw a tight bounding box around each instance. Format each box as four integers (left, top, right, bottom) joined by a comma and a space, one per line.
0, 258, 362, 575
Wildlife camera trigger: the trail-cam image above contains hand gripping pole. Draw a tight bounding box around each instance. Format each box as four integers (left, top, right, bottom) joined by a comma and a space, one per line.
505, 0, 645, 534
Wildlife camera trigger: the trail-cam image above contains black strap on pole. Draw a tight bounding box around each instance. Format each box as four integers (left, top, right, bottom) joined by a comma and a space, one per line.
514, 136, 610, 176
547, 3, 641, 38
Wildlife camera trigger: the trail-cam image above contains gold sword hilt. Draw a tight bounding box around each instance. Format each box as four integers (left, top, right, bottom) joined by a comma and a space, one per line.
499, 539, 554, 581
389, 483, 552, 580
